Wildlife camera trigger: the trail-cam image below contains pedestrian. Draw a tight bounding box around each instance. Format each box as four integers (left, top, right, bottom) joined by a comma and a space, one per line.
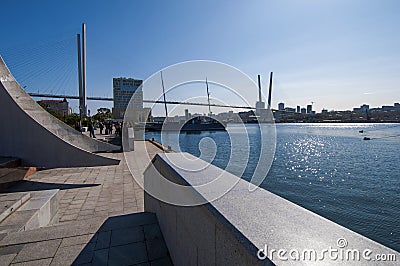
99, 122, 104, 135
115, 123, 120, 136
88, 121, 96, 138
109, 123, 113, 134
74, 121, 81, 132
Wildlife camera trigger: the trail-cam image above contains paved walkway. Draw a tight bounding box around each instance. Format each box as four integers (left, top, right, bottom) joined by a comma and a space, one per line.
0, 141, 171, 265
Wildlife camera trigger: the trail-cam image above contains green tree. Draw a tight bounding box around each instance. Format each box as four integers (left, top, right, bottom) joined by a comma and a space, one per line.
64, 113, 81, 127
93, 108, 112, 122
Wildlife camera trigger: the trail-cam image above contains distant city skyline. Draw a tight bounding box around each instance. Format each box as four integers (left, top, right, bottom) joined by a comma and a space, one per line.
276, 101, 400, 113
0, 0, 399, 113
149, 100, 400, 118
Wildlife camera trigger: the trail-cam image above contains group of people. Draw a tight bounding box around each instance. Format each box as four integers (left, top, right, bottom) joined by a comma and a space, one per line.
75, 120, 123, 139
98, 121, 122, 136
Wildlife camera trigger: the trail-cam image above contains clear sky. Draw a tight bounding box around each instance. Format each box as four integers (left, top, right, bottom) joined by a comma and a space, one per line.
1, 0, 399, 113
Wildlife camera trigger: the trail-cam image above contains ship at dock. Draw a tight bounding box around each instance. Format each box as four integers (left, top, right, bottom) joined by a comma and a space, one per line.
145, 73, 226, 132
145, 116, 226, 132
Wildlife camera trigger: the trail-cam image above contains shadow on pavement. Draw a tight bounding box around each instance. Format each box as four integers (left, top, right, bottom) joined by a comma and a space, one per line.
0, 180, 100, 193
73, 212, 172, 265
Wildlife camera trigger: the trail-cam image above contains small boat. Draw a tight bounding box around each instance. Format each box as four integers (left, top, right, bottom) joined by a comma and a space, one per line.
359, 130, 364, 133
363, 137, 371, 140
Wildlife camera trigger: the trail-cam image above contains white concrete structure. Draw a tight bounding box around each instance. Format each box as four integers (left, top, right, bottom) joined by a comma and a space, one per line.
0, 56, 120, 168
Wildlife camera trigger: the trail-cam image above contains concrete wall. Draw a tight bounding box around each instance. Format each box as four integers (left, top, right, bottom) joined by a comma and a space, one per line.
0, 56, 119, 168
144, 154, 271, 266
144, 153, 399, 266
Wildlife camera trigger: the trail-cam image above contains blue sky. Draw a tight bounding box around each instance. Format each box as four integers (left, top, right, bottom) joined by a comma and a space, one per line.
1, 0, 399, 113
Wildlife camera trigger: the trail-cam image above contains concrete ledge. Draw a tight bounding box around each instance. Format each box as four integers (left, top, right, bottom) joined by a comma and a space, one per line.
144, 153, 269, 266
18, 189, 59, 230
0, 190, 59, 234
0, 56, 120, 168
145, 153, 399, 265
0, 192, 31, 223
148, 139, 173, 153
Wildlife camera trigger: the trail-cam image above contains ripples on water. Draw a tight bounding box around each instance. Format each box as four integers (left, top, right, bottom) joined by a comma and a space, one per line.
146, 123, 400, 251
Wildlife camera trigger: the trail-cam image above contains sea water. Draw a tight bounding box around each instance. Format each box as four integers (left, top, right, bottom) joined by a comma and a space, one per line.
146, 123, 400, 251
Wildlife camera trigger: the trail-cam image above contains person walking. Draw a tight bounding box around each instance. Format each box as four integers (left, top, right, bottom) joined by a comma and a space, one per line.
99, 122, 104, 135
109, 123, 113, 135
88, 121, 96, 138
74, 121, 81, 132
115, 123, 120, 136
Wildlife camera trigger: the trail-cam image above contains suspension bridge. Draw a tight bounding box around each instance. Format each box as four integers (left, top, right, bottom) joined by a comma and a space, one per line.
1, 24, 275, 116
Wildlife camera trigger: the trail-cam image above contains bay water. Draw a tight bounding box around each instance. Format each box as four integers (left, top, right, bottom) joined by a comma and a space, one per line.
146, 123, 400, 251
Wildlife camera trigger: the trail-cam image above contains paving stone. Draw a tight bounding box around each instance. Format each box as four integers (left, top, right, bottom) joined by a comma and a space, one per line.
12, 239, 61, 263
0, 144, 170, 266
0, 245, 24, 256
63, 210, 79, 216
11, 258, 52, 266
94, 211, 108, 217
92, 248, 109, 266
0, 221, 101, 246
110, 227, 144, 247
99, 213, 157, 232
60, 234, 93, 247
108, 242, 148, 266
135, 263, 150, 266
50, 244, 85, 266
150, 257, 173, 266
80, 209, 94, 214
60, 214, 77, 222
0, 225, 22, 235
144, 224, 163, 241
94, 231, 111, 250
70, 200, 85, 205
0, 254, 17, 266
95, 206, 108, 212
72, 243, 95, 265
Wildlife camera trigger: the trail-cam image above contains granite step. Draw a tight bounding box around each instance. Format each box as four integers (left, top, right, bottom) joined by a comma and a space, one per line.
0, 189, 59, 235
0, 192, 31, 223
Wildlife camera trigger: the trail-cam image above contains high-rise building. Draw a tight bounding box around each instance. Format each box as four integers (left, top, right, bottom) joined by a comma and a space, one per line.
307, 104, 312, 114
112, 77, 143, 119
301, 108, 306, 114
185, 109, 190, 121
278, 102, 285, 111
296, 106, 300, 113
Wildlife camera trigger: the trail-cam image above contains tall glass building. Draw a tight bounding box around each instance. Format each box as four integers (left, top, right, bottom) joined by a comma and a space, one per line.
112, 77, 143, 119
